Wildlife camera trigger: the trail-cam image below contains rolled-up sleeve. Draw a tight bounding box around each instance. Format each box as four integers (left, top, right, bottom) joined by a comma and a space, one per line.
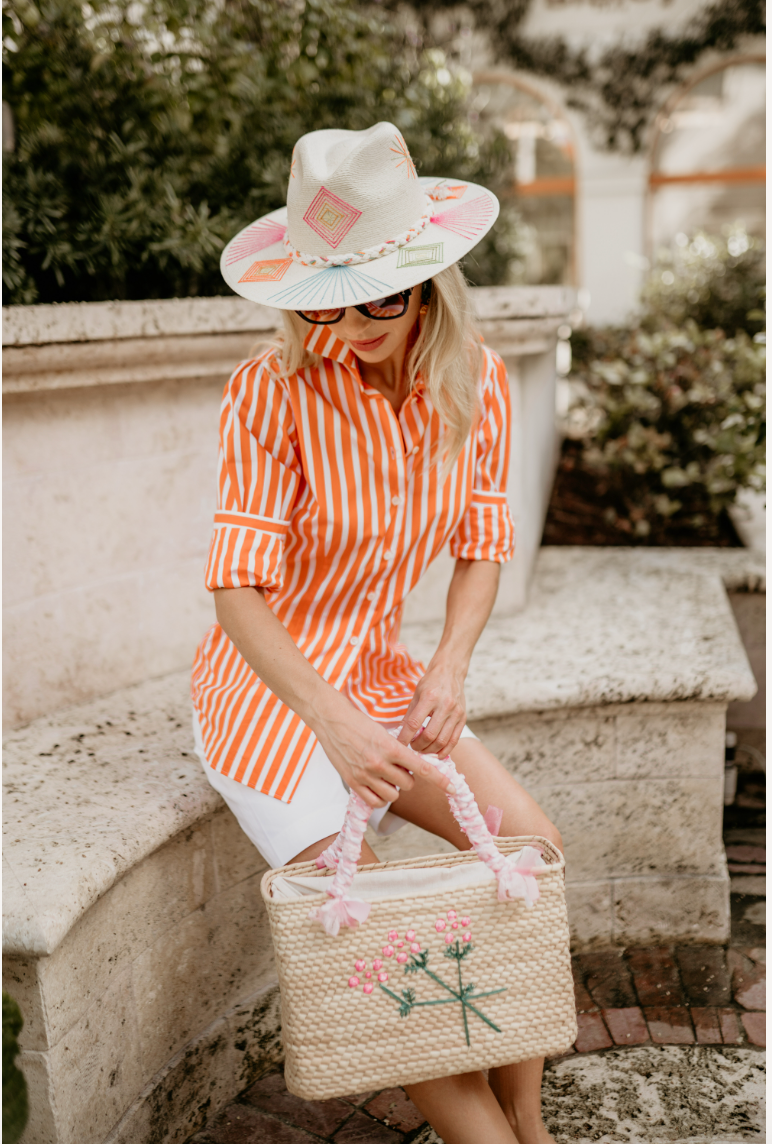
449, 348, 516, 564
205, 355, 301, 591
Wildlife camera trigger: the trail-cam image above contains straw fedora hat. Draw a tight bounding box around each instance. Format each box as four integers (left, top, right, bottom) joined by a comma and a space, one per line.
220, 121, 499, 310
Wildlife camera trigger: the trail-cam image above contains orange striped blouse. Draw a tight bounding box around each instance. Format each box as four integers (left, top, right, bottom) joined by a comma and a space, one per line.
191, 325, 515, 801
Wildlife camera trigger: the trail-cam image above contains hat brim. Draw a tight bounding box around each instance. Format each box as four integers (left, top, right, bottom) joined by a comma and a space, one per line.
220, 178, 499, 310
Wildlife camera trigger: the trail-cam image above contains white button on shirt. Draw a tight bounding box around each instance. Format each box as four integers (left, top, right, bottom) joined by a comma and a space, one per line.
350, 636, 359, 646
391, 495, 403, 506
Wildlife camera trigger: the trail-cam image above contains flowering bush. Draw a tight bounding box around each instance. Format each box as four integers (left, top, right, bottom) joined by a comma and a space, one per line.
566, 321, 765, 538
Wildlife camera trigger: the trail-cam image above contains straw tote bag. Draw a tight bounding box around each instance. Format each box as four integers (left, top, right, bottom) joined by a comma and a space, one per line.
261, 750, 576, 1100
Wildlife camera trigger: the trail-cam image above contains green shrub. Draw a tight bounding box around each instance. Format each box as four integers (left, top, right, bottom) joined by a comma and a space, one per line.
641, 226, 765, 338
3, 992, 29, 1144
567, 321, 765, 537
2, 0, 513, 304
564, 224, 766, 540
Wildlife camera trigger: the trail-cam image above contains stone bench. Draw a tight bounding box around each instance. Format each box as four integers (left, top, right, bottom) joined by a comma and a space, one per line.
3, 547, 761, 1144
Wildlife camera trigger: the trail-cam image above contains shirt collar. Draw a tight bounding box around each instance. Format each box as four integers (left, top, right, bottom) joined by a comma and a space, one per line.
302, 320, 426, 398
303, 324, 358, 369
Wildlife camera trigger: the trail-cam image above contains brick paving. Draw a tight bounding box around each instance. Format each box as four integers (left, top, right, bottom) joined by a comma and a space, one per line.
190, 940, 765, 1143
190, 822, 764, 1143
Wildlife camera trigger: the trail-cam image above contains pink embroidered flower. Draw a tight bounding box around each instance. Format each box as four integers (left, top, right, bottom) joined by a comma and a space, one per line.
396, 952, 408, 963
396, 941, 404, 948
435, 919, 446, 932
447, 910, 457, 920
365, 971, 372, 979
410, 942, 421, 953
388, 930, 399, 941
348, 976, 360, 988
463, 932, 472, 942
363, 983, 374, 994
405, 929, 416, 940
354, 960, 366, 972
451, 921, 459, 929
445, 934, 454, 945
460, 917, 471, 927
382, 945, 395, 958
378, 971, 389, 983
372, 959, 383, 971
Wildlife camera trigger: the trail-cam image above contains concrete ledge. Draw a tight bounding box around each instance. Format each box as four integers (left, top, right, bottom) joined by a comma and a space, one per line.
1, 287, 575, 349
403, 548, 761, 720
3, 670, 280, 1144
3, 547, 761, 1142
3, 673, 219, 957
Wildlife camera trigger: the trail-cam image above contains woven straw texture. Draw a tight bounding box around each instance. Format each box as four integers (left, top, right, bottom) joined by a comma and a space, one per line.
262, 837, 577, 1100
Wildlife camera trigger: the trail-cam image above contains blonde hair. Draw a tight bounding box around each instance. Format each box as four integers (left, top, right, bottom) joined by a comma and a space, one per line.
268, 263, 483, 468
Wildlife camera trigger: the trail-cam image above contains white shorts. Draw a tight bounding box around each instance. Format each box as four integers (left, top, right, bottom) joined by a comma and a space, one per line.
192, 712, 477, 869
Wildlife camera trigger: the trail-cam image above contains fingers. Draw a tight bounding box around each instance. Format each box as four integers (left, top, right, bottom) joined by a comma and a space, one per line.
396, 693, 434, 746
393, 740, 456, 795
414, 715, 465, 759
397, 685, 465, 760
355, 780, 396, 809
409, 706, 462, 756
358, 750, 415, 795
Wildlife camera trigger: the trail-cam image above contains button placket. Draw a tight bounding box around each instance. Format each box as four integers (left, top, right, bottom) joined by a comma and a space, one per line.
381, 411, 406, 567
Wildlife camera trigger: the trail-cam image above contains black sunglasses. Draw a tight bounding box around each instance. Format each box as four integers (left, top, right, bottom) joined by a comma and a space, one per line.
295, 288, 414, 326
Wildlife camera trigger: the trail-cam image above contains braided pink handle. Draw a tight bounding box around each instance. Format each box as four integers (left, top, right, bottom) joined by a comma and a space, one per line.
308, 753, 545, 935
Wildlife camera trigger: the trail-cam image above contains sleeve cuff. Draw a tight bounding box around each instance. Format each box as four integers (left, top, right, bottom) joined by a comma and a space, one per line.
449, 495, 515, 563
205, 512, 291, 590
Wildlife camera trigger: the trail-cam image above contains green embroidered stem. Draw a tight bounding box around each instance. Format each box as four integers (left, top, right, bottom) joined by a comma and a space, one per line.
379, 984, 458, 1009
457, 947, 470, 1047
378, 941, 506, 1042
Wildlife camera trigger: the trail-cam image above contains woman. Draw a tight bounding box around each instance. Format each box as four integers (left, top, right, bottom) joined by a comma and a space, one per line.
192, 122, 562, 1144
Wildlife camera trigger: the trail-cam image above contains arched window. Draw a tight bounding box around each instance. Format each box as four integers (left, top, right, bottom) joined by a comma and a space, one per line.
648, 57, 765, 251
471, 73, 577, 285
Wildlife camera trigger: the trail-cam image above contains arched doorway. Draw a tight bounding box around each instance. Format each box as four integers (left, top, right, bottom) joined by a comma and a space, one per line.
471, 72, 577, 285
648, 57, 765, 251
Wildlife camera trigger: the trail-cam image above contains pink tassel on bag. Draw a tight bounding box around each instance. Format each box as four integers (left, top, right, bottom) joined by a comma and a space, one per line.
308, 789, 372, 933
309, 894, 371, 937
433, 755, 545, 907
484, 804, 504, 837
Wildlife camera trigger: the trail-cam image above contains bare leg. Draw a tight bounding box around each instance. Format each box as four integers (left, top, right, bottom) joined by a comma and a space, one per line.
289, 832, 380, 866
405, 1071, 516, 1144
391, 737, 561, 1144
489, 1059, 556, 1144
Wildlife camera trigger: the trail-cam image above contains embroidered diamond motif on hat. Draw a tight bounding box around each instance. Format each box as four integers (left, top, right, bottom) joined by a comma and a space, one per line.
303, 187, 362, 248
397, 242, 444, 268
238, 258, 292, 283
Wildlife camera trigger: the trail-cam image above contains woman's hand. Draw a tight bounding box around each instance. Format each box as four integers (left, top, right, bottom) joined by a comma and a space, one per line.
396, 559, 501, 759
316, 700, 455, 809
214, 587, 454, 810
396, 658, 467, 758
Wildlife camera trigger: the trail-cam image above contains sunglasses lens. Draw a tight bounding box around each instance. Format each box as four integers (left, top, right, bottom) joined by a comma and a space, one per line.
299, 308, 343, 323
365, 294, 406, 318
